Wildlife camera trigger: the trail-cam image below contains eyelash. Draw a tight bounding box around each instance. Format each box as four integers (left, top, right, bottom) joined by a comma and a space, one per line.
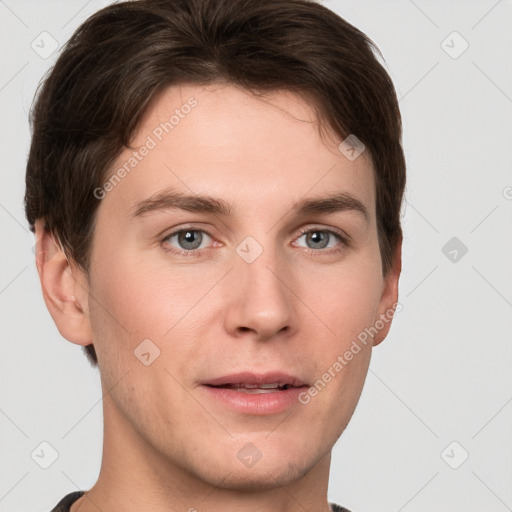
161, 225, 348, 258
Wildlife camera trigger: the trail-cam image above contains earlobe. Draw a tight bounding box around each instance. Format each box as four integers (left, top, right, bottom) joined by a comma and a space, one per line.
372, 237, 402, 347
34, 220, 93, 347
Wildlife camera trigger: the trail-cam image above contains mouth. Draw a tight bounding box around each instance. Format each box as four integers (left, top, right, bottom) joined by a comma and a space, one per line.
201, 372, 307, 390
200, 372, 310, 414
204, 382, 298, 393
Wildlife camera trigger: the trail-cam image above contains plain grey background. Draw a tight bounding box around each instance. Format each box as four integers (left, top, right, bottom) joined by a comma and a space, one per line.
1, 1, 511, 511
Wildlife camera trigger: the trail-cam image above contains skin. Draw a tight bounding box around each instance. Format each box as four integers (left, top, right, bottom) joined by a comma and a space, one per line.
36, 83, 401, 512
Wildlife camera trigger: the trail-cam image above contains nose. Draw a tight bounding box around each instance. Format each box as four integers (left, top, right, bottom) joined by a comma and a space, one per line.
222, 244, 296, 342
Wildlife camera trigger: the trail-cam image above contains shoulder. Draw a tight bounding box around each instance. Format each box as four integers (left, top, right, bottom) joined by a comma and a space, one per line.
49, 494, 348, 512
330, 503, 353, 512
49, 491, 85, 512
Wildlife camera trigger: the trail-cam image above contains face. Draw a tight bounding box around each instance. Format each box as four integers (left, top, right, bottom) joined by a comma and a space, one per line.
73, 83, 399, 489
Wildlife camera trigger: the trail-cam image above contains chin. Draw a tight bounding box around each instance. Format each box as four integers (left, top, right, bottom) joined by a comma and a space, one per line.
206, 458, 313, 491
190, 441, 320, 491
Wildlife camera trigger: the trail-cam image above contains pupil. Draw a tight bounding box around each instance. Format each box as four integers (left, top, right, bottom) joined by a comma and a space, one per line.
180, 230, 202, 249
308, 231, 327, 249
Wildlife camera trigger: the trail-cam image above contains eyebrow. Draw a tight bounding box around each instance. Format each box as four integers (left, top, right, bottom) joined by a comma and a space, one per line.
132, 187, 368, 222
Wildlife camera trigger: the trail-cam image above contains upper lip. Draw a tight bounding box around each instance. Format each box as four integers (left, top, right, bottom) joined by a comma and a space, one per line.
201, 372, 308, 387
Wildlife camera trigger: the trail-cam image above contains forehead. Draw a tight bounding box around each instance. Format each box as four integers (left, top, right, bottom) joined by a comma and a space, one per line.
105, 82, 376, 222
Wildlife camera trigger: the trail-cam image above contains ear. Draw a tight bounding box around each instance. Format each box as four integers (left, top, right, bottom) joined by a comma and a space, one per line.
372, 236, 402, 347
34, 220, 93, 347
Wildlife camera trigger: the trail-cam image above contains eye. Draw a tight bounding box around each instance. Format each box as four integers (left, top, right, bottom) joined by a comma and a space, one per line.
294, 228, 346, 252
161, 226, 347, 257
162, 228, 214, 254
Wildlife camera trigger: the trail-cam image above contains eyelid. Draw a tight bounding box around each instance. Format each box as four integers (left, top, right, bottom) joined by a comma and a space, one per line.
294, 224, 350, 243
159, 225, 214, 257
160, 223, 218, 242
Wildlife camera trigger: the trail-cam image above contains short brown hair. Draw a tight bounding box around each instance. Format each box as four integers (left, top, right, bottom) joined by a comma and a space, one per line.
25, 0, 406, 366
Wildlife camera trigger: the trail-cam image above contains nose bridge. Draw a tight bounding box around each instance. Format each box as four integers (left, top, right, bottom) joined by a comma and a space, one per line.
224, 234, 295, 339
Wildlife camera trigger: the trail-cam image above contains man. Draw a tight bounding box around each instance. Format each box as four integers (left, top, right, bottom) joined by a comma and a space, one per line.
25, 0, 405, 510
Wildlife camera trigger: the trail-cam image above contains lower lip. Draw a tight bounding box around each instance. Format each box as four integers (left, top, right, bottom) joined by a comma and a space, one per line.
200, 385, 309, 415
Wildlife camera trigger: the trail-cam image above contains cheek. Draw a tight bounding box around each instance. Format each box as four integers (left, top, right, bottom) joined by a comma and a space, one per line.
89, 253, 182, 335
296, 250, 382, 418
87, 260, 190, 419
87, 252, 217, 375
302, 256, 383, 344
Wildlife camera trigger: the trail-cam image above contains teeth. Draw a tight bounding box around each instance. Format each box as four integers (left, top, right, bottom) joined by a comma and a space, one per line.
234, 388, 282, 394
233, 383, 281, 389
217, 383, 290, 391
254, 383, 280, 389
